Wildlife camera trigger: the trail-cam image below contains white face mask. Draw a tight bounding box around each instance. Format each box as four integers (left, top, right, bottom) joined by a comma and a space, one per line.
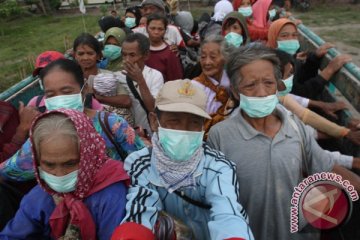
239, 93, 279, 118
158, 126, 204, 161
278, 75, 294, 96
39, 168, 78, 193
44, 84, 85, 111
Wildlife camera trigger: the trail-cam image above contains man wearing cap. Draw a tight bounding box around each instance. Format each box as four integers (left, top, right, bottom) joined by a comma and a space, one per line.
133, 0, 185, 48
111, 80, 254, 240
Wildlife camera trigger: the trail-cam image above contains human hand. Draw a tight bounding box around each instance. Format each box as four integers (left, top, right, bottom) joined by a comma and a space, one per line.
315, 43, 335, 58
17, 101, 40, 135
169, 44, 179, 57
123, 61, 144, 83
296, 51, 308, 61
345, 130, 360, 146
321, 54, 352, 80
320, 101, 347, 120
347, 118, 360, 131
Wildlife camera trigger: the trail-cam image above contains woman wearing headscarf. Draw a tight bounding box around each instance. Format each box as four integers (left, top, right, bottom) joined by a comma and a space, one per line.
124, 6, 142, 29
221, 11, 250, 47
231, 0, 269, 41
0, 109, 129, 239
267, 18, 352, 99
200, 0, 233, 40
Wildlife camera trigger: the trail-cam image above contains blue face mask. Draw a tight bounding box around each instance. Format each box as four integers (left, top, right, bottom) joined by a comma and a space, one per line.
240, 93, 279, 118
103, 44, 122, 61
158, 127, 204, 161
225, 32, 243, 48
278, 75, 294, 96
39, 168, 78, 193
125, 17, 136, 28
277, 40, 300, 55
238, 6, 253, 17
268, 9, 276, 20
45, 93, 84, 112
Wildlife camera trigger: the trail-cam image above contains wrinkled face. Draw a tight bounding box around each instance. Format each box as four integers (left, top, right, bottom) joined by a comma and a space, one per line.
236, 59, 277, 97
142, 4, 162, 17
277, 24, 299, 42
150, 111, 204, 132
122, 41, 147, 67
224, 21, 243, 35
43, 68, 82, 98
74, 44, 100, 70
200, 42, 225, 80
39, 135, 80, 176
147, 19, 166, 42
240, 0, 251, 7
105, 36, 120, 46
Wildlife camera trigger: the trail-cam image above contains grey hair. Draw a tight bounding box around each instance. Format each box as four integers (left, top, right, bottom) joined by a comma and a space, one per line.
32, 114, 79, 160
200, 34, 232, 61
226, 43, 282, 88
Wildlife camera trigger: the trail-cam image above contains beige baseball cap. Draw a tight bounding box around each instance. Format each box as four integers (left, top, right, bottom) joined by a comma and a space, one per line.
155, 79, 211, 119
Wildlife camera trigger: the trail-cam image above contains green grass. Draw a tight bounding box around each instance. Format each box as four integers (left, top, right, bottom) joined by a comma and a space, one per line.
0, 14, 100, 92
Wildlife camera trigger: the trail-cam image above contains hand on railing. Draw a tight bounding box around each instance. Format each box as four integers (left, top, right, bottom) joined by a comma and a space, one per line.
320, 54, 353, 80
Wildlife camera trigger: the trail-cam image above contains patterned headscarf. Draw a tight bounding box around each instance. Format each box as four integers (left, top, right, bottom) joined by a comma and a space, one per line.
30, 109, 129, 239
267, 18, 297, 48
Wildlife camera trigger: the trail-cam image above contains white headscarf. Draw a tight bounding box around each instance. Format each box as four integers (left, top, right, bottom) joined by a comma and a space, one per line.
212, 0, 234, 22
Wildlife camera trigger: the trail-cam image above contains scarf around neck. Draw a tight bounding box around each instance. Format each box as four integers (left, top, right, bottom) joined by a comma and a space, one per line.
152, 134, 203, 193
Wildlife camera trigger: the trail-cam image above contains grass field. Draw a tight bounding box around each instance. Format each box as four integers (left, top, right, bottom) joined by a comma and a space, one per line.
0, 3, 359, 92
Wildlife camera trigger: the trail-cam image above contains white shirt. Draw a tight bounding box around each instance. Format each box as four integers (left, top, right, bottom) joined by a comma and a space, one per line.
192, 71, 230, 114
133, 24, 184, 47
115, 66, 164, 133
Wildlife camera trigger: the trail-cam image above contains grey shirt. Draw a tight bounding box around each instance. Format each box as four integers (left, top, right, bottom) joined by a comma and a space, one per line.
207, 105, 340, 240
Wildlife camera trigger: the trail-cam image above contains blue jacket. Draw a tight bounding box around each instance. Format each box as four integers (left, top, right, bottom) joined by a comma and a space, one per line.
122, 144, 254, 240
0, 182, 127, 240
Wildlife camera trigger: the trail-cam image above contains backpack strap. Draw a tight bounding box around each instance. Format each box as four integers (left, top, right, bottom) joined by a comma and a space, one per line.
98, 111, 128, 161
287, 114, 310, 179
35, 95, 46, 113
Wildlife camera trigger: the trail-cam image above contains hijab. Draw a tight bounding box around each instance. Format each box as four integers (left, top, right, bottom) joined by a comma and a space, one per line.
252, 0, 272, 28
267, 18, 297, 48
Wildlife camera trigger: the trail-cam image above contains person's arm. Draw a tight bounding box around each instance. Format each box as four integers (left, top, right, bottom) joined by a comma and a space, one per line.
95, 182, 128, 240
111, 150, 159, 240
123, 62, 155, 112
332, 164, 360, 193
95, 94, 132, 108
308, 100, 346, 119
0, 187, 49, 239
206, 152, 254, 240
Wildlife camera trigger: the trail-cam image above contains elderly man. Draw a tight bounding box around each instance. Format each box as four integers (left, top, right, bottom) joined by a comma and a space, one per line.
112, 80, 254, 240
207, 45, 360, 240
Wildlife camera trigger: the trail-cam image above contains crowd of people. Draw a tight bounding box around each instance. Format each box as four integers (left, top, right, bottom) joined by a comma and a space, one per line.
1, 0, 360, 239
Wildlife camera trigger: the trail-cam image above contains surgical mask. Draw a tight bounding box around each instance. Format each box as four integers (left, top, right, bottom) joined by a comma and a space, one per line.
277, 40, 300, 55
125, 17, 136, 28
45, 93, 84, 112
240, 93, 279, 118
268, 9, 276, 20
103, 44, 122, 61
158, 127, 204, 161
278, 75, 294, 96
39, 168, 78, 193
225, 32, 243, 47
238, 6, 253, 17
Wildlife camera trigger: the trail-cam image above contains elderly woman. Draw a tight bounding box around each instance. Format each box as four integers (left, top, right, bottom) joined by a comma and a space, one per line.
267, 18, 352, 99
207, 44, 360, 240
0, 109, 129, 239
192, 35, 233, 136
0, 59, 145, 183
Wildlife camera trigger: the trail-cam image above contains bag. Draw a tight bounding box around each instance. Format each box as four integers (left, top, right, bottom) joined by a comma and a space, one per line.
98, 111, 128, 161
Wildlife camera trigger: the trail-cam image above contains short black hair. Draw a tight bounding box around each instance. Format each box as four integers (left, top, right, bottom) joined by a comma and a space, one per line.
274, 49, 295, 76
40, 59, 84, 88
123, 33, 150, 55
98, 16, 124, 32
73, 33, 102, 56
146, 13, 168, 29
